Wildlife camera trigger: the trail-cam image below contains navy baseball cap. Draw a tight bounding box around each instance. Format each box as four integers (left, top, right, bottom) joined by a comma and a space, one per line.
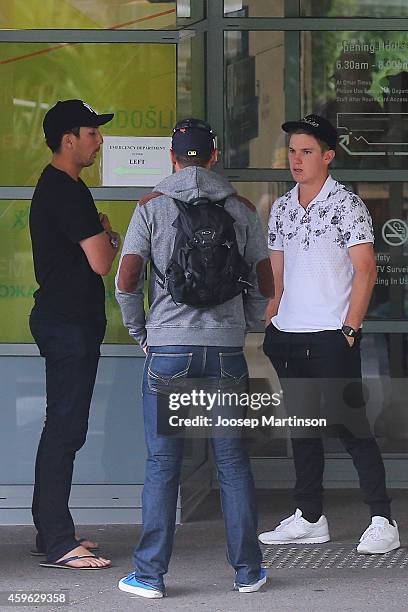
43, 99, 114, 140
282, 114, 338, 150
171, 118, 217, 158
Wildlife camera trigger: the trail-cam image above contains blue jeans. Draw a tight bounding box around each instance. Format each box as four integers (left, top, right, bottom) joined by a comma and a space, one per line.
133, 345, 262, 590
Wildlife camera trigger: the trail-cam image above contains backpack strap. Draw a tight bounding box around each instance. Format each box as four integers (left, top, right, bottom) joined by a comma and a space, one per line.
235, 195, 256, 211
150, 198, 184, 288
150, 258, 165, 288
139, 191, 163, 207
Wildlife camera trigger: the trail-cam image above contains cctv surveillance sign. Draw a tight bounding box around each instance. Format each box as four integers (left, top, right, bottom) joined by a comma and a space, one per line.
102, 136, 172, 186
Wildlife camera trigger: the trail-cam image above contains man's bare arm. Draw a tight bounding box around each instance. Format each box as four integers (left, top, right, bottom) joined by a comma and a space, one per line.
80, 231, 119, 276
265, 250, 284, 325
117, 254, 145, 292
344, 242, 377, 331
256, 257, 275, 298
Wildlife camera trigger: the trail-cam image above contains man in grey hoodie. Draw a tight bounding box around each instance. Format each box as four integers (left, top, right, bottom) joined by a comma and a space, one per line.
116, 118, 274, 599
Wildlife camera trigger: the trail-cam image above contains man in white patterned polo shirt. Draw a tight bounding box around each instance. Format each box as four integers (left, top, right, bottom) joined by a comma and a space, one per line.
259, 115, 399, 554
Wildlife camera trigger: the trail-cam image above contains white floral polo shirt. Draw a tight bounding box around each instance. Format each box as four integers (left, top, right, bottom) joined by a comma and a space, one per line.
268, 175, 374, 332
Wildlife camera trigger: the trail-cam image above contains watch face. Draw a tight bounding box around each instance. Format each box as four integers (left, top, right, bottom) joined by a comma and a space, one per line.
342, 325, 356, 337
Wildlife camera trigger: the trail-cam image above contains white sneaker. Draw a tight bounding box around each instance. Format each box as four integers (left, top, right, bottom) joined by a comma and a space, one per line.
234, 568, 267, 593
357, 516, 400, 554
258, 509, 330, 545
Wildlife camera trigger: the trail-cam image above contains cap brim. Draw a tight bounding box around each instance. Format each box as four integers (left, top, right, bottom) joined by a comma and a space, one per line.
282, 120, 311, 133
95, 113, 114, 126
281, 120, 337, 150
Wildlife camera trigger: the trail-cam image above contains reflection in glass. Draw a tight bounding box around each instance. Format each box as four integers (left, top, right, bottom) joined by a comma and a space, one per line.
301, 0, 408, 18
327, 334, 408, 453
359, 337, 408, 452
0, 200, 33, 343
177, 34, 205, 120
0, 200, 136, 344
0, 356, 147, 484
0, 0, 178, 29
353, 183, 408, 321
302, 31, 408, 169
0, 43, 176, 186
231, 181, 290, 231
224, 31, 285, 168
224, 0, 284, 17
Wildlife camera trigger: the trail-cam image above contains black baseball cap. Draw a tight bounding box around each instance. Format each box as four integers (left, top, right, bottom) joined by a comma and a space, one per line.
282, 114, 338, 150
171, 118, 217, 158
43, 99, 114, 141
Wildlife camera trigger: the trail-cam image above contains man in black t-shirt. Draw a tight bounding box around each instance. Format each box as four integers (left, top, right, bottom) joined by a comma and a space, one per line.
29, 99, 120, 569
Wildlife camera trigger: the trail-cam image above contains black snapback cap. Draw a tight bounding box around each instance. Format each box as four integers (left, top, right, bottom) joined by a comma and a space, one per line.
171, 118, 217, 158
282, 114, 338, 150
43, 99, 114, 141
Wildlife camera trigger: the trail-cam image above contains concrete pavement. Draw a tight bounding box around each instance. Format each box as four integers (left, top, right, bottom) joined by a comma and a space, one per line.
1, 490, 407, 611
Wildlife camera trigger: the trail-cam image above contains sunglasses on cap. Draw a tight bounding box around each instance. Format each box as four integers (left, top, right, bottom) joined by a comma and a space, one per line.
173, 118, 215, 134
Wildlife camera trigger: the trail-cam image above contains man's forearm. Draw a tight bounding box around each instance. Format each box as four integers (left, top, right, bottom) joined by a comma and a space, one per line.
265, 251, 284, 325
344, 269, 376, 330
264, 290, 283, 325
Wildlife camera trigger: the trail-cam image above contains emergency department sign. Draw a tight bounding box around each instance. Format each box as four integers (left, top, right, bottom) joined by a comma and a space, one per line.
102, 136, 172, 186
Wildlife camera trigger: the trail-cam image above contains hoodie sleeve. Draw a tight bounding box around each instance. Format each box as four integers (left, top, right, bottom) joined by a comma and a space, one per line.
115, 203, 151, 348
242, 209, 271, 331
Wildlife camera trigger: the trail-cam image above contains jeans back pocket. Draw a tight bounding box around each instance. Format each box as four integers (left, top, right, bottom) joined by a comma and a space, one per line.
219, 351, 248, 384
147, 352, 193, 394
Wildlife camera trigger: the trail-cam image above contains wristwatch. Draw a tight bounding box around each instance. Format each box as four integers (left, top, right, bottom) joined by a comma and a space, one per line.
342, 325, 357, 338
108, 233, 120, 249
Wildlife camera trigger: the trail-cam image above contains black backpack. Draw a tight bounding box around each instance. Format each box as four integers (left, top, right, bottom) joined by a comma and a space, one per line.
152, 197, 252, 307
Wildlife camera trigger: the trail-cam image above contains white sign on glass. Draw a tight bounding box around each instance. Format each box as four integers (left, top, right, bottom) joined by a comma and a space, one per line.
102, 136, 172, 186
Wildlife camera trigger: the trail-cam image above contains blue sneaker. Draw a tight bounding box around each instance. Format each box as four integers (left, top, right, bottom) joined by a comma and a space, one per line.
234, 568, 267, 593
118, 572, 164, 598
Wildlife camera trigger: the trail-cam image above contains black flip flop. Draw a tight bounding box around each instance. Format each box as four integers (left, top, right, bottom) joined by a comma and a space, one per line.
39, 555, 110, 570
30, 537, 99, 557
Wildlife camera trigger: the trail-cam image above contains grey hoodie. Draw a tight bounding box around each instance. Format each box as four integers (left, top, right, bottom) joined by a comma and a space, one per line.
115, 166, 270, 348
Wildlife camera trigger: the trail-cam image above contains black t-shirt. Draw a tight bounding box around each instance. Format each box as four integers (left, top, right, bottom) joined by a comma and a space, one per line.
30, 164, 106, 320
